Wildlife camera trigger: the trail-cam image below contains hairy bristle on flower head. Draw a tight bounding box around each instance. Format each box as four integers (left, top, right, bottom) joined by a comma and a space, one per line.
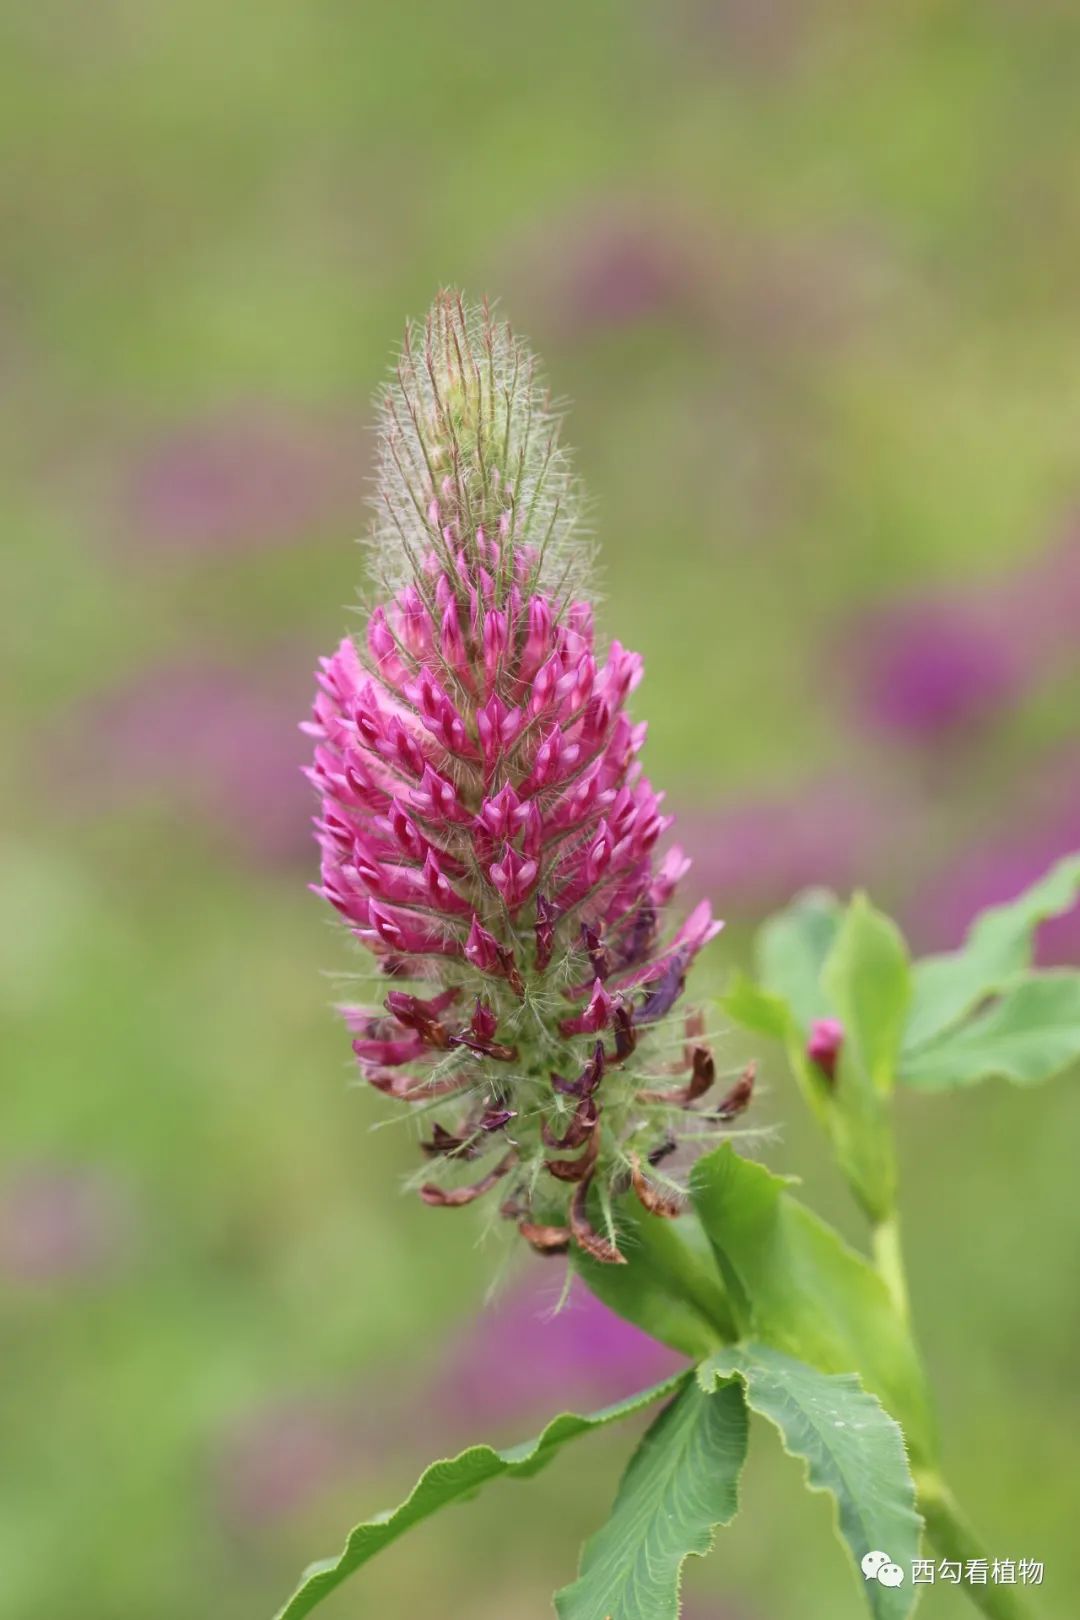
370, 291, 592, 609
305, 290, 736, 1263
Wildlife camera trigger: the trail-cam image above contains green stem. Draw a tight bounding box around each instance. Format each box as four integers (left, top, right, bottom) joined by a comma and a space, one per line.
871, 1210, 911, 1323
917, 1472, 1039, 1620
873, 1216, 1040, 1618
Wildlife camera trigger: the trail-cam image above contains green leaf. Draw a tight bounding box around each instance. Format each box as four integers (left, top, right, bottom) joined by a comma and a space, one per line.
722, 971, 794, 1043
555, 1377, 748, 1620
690, 1145, 936, 1467
823, 894, 911, 1094
698, 1344, 921, 1620
815, 894, 910, 1219
824, 1046, 898, 1223
732, 895, 908, 1220
903, 852, 1080, 1053
274, 1373, 689, 1620
722, 971, 831, 1125
900, 972, 1080, 1089
756, 888, 843, 1029
723, 971, 834, 1132
571, 1197, 735, 1358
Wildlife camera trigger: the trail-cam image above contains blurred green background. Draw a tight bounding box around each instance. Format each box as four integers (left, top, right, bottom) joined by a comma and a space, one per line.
4, 3, 1080, 1617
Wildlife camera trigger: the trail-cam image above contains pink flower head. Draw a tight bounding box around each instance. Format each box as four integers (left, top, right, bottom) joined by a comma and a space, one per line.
305, 293, 729, 1262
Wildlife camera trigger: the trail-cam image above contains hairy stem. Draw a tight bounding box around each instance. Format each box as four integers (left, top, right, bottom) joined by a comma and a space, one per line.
917, 1472, 1040, 1620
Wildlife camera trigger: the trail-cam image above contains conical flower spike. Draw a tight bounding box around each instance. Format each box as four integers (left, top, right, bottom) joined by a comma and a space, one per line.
305, 291, 733, 1261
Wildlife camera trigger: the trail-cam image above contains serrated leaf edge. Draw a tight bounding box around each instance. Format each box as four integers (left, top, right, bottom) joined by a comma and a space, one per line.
698, 1347, 923, 1620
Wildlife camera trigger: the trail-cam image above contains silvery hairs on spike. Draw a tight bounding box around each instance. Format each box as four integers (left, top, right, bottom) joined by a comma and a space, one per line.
304, 290, 746, 1264
370, 293, 592, 606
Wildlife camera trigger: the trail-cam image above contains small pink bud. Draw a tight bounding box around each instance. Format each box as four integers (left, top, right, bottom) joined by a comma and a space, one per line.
352, 1031, 427, 1067
531, 654, 561, 713
534, 893, 557, 970
560, 978, 614, 1036
651, 846, 691, 906
440, 598, 466, 672
464, 916, 502, 974
478, 784, 526, 841
412, 764, 463, 821
368, 900, 406, 949
489, 845, 539, 910
471, 998, 499, 1042
482, 610, 508, 686
476, 695, 515, 764
807, 1018, 844, 1081
389, 803, 426, 859
398, 587, 434, 659
521, 596, 552, 679
585, 820, 613, 886
522, 802, 543, 858
367, 607, 400, 674
423, 851, 469, 914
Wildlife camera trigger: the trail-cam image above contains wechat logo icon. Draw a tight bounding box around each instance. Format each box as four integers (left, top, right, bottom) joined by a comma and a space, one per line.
862, 1550, 905, 1588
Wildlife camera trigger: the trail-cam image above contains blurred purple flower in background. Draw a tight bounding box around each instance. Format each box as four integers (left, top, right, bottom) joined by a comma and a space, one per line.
1007, 515, 1080, 660
215, 1273, 679, 1531
0, 1163, 135, 1285
555, 211, 705, 330
849, 597, 1024, 744
120, 408, 368, 555
216, 1395, 385, 1530
436, 1270, 683, 1431
847, 519, 1080, 745
910, 757, 1080, 965
507, 201, 712, 338
54, 655, 311, 864
525, 199, 866, 359
677, 780, 890, 920
666, 0, 810, 74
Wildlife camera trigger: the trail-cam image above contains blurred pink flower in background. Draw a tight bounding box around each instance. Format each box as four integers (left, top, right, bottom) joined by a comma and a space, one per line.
0, 1163, 136, 1285
436, 1271, 683, 1432
53, 655, 311, 863
1007, 515, 1080, 657
503, 200, 718, 342
847, 519, 1080, 745
910, 756, 1080, 965
215, 1274, 680, 1530
119, 408, 368, 555
552, 210, 707, 331
677, 780, 890, 920
850, 598, 1024, 743
666, 0, 810, 74
524, 200, 869, 358
216, 1396, 385, 1530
